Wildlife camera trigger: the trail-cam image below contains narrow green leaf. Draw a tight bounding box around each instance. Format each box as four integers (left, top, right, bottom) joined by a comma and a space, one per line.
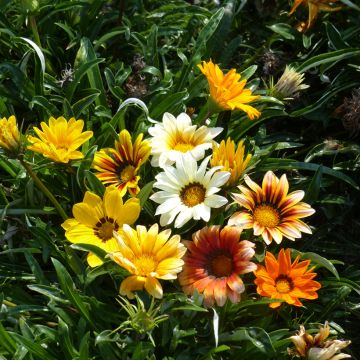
301, 252, 340, 279
138, 181, 155, 207
0, 321, 17, 355
267, 23, 295, 40
304, 166, 323, 204
72, 89, 100, 118
84, 170, 105, 197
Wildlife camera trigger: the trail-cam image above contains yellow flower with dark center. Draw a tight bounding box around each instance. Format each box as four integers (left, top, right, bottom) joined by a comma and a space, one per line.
27, 116, 93, 163
109, 224, 186, 299
210, 138, 252, 187
198, 60, 261, 120
228, 171, 315, 245
179, 226, 256, 307
62, 186, 141, 267
0, 116, 20, 153
289, 0, 342, 32
92, 130, 151, 196
254, 248, 321, 308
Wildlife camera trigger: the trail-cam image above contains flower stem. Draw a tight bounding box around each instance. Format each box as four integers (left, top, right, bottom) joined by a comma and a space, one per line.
29, 15, 41, 48
19, 158, 68, 221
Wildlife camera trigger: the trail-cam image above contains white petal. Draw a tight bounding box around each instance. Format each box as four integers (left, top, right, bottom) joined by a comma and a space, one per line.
204, 194, 228, 208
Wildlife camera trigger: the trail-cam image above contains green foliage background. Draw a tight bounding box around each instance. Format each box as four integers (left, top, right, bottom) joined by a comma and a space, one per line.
0, 0, 359, 358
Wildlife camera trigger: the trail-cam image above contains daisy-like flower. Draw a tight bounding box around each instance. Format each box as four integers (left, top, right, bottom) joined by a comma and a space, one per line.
179, 226, 256, 307
0, 116, 20, 153
150, 154, 230, 228
289, 321, 351, 359
148, 112, 222, 168
288, 0, 342, 32
62, 186, 140, 267
228, 171, 315, 245
109, 224, 186, 299
27, 116, 93, 163
254, 248, 321, 308
92, 130, 151, 196
210, 138, 252, 187
198, 60, 261, 120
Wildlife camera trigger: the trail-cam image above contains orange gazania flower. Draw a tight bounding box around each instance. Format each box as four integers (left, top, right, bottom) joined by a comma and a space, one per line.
254, 249, 321, 308
289, 0, 342, 32
198, 60, 261, 120
228, 171, 315, 245
178, 226, 256, 307
92, 130, 151, 196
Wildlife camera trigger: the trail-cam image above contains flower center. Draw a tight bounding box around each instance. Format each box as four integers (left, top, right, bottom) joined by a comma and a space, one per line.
275, 276, 293, 294
173, 142, 195, 153
180, 182, 206, 207
120, 164, 136, 182
94, 217, 119, 242
210, 254, 233, 277
253, 204, 280, 228
133, 255, 157, 276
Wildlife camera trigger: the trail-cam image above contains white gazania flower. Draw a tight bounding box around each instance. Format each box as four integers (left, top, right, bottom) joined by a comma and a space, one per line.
148, 112, 222, 167
150, 154, 230, 228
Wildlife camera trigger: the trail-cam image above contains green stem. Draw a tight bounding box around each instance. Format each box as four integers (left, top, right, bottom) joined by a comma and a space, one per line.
29, 15, 41, 48
20, 159, 68, 221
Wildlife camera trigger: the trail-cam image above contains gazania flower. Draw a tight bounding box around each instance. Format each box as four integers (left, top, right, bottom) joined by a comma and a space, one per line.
254, 248, 321, 308
179, 226, 256, 307
92, 130, 151, 196
62, 186, 141, 267
27, 116, 93, 163
198, 60, 261, 120
228, 171, 315, 245
210, 138, 252, 187
148, 112, 222, 167
0, 116, 20, 153
109, 224, 186, 299
289, 321, 351, 359
288, 0, 342, 32
150, 154, 230, 228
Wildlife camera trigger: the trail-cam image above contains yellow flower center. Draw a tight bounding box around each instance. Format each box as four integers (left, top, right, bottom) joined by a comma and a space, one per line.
210, 254, 233, 277
133, 255, 157, 276
180, 183, 206, 207
173, 142, 195, 153
275, 276, 293, 294
120, 164, 136, 182
253, 204, 280, 228
94, 217, 119, 242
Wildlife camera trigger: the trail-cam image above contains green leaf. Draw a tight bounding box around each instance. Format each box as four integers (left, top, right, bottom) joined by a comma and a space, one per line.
84, 170, 105, 197
149, 90, 189, 119
70, 243, 107, 263
304, 166, 323, 204
267, 23, 295, 40
0, 321, 17, 355
138, 181, 155, 207
301, 252, 340, 279
72, 89, 100, 118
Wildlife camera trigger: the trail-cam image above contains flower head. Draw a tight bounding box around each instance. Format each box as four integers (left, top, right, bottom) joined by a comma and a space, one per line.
92, 130, 151, 196
198, 60, 261, 120
150, 154, 230, 228
289, 321, 351, 359
210, 138, 252, 187
62, 186, 141, 267
272, 66, 309, 100
289, 0, 342, 32
148, 112, 222, 167
228, 171, 315, 245
27, 116, 93, 163
0, 116, 21, 153
254, 248, 321, 308
109, 224, 186, 299
179, 226, 256, 307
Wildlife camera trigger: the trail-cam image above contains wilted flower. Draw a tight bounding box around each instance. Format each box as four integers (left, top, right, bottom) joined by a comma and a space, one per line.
288, 0, 342, 32
272, 66, 309, 100
289, 321, 351, 359
198, 60, 261, 119
228, 171, 315, 245
0, 116, 21, 153
148, 112, 222, 168
254, 248, 321, 308
339, 88, 360, 138
92, 130, 151, 196
210, 138, 252, 187
27, 117, 93, 163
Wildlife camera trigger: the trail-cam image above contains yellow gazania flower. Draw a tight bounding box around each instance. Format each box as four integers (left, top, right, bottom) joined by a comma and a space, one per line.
62, 186, 141, 267
198, 60, 261, 120
0, 116, 20, 153
228, 171, 315, 245
92, 130, 151, 196
289, 0, 342, 32
27, 116, 93, 163
109, 224, 186, 299
210, 138, 252, 187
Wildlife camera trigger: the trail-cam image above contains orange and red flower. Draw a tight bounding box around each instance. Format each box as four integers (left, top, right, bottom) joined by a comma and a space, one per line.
254, 248, 321, 308
179, 226, 256, 307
